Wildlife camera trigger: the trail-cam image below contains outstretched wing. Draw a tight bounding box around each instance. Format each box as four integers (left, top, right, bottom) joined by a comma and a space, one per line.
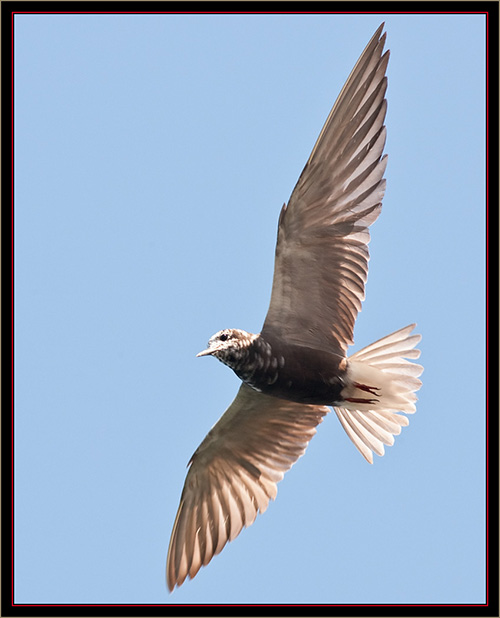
262, 24, 389, 356
166, 384, 328, 591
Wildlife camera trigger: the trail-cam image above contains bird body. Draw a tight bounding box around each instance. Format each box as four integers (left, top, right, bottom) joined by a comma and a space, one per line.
198, 329, 346, 405
166, 24, 423, 591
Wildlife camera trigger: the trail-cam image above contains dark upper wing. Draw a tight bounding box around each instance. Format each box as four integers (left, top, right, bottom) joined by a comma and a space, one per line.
261, 24, 389, 356
166, 384, 328, 591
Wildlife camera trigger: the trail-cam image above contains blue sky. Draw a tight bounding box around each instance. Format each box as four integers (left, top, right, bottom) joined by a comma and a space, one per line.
14, 12, 486, 605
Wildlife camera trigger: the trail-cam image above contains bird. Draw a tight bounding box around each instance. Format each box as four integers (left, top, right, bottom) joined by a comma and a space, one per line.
166, 23, 423, 591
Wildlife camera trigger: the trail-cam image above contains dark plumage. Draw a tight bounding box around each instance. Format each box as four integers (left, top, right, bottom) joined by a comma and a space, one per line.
167, 24, 423, 591
198, 329, 346, 405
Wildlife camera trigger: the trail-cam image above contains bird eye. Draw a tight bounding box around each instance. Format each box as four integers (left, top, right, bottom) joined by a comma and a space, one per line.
219, 333, 228, 341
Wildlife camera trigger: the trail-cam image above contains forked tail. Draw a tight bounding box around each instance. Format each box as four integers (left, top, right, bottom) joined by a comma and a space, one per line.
335, 324, 423, 463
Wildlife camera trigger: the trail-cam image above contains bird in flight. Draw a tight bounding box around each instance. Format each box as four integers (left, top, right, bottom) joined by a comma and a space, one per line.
167, 23, 423, 591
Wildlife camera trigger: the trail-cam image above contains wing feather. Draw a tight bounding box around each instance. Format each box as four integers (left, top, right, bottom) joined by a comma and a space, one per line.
166, 384, 328, 591
262, 25, 389, 354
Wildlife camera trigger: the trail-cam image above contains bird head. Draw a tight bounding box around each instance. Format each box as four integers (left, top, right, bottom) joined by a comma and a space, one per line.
197, 329, 256, 366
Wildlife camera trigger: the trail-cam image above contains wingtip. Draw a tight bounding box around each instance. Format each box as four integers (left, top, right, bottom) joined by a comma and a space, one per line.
374, 23, 388, 53
374, 22, 385, 38
166, 568, 175, 593
365, 23, 385, 50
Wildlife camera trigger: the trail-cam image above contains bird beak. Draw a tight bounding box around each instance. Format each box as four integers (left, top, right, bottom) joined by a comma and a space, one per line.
196, 348, 213, 357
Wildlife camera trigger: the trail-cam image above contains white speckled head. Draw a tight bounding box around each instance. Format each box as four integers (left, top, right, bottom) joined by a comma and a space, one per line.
197, 328, 257, 367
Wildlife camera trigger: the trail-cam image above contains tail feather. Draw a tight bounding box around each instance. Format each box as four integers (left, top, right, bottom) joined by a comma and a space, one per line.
364, 409, 406, 433
378, 360, 422, 377
349, 324, 419, 360
375, 409, 409, 427
335, 324, 423, 464
350, 410, 394, 446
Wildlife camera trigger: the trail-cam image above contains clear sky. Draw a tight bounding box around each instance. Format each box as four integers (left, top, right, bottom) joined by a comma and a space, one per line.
14, 12, 486, 605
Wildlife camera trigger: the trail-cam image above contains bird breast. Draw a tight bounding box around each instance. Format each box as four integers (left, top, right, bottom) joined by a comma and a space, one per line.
232, 335, 346, 405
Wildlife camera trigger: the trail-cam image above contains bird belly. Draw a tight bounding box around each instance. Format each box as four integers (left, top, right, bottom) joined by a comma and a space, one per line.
257, 375, 344, 405
235, 343, 346, 405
